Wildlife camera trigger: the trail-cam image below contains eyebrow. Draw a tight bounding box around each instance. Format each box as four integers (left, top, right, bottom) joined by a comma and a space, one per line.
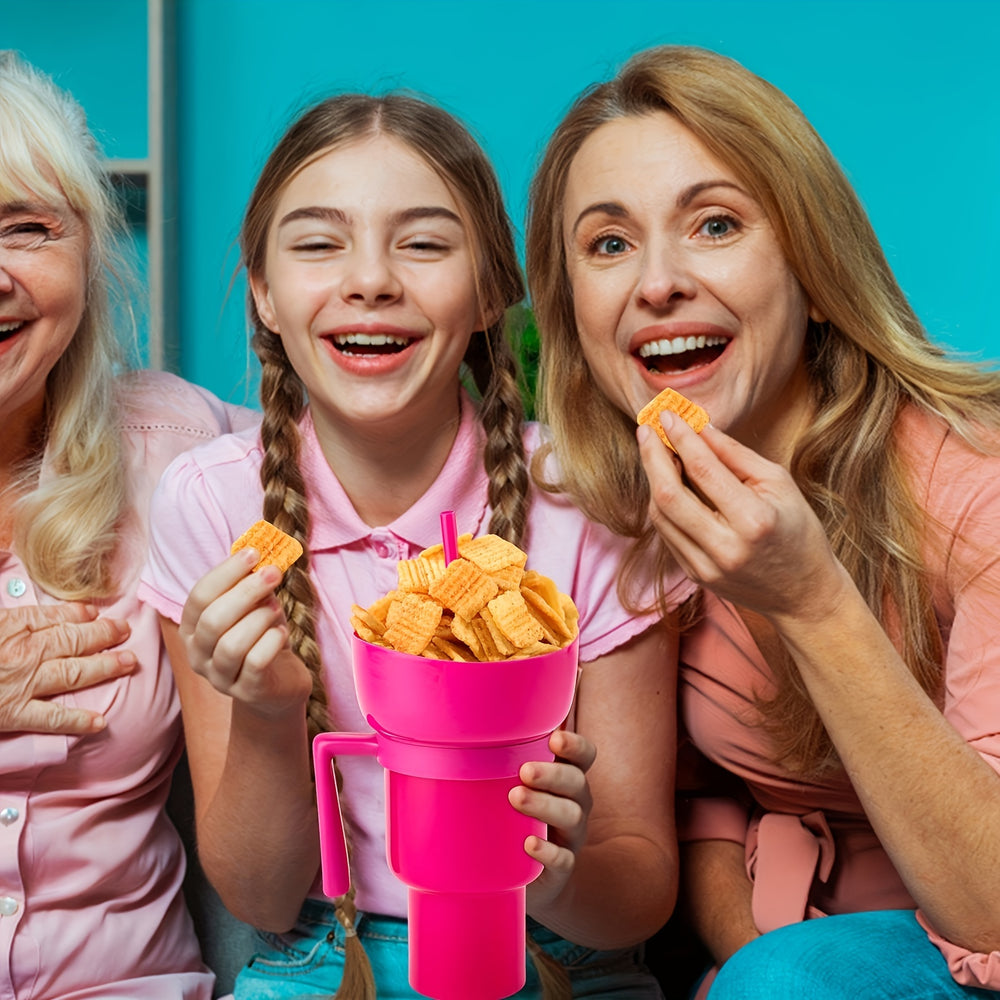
276, 204, 463, 229
0, 199, 64, 217
570, 180, 751, 236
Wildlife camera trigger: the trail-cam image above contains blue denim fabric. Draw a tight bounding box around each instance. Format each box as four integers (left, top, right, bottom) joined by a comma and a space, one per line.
234, 900, 664, 999
705, 910, 1000, 1000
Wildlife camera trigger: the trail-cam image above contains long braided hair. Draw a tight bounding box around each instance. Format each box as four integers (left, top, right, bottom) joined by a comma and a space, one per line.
239, 93, 561, 998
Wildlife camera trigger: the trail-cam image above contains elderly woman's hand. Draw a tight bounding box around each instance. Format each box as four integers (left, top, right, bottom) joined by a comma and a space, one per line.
0, 604, 135, 734
637, 413, 850, 626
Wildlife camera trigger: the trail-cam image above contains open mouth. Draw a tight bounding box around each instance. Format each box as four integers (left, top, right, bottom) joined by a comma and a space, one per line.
0, 321, 26, 345
636, 334, 726, 374
331, 332, 413, 356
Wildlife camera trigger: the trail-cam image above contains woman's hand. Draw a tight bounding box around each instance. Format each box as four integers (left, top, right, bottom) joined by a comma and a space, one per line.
177, 547, 312, 716
637, 413, 850, 626
513, 728, 596, 909
0, 603, 134, 734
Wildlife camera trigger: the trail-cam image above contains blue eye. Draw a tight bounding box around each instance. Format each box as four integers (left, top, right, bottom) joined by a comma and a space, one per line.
701, 216, 737, 238
594, 235, 629, 255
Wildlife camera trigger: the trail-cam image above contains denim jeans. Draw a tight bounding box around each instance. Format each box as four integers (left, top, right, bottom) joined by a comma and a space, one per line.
234, 900, 664, 999
706, 909, 1000, 1000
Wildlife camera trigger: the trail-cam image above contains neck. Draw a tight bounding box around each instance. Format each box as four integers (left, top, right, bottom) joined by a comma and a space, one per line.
0, 394, 47, 549
310, 391, 464, 527
737, 368, 816, 467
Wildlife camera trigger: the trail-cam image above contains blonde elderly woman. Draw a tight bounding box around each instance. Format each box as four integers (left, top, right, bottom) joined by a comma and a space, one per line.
0, 52, 255, 999
527, 44, 1000, 1000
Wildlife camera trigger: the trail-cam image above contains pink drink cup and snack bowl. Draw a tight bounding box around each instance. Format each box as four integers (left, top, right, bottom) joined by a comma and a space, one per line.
313, 637, 579, 1000
313, 515, 580, 999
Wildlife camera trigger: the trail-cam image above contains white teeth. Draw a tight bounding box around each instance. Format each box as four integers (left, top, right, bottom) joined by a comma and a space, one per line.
637, 334, 726, 358
0, 320, 25, 334
333, 332, 410, 347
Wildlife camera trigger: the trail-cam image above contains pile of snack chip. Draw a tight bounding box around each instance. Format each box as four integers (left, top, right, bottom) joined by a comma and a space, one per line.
351, 534, 579, 661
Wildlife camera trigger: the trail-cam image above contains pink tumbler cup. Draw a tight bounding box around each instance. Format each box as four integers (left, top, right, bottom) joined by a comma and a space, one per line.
313, 633, 579, 1000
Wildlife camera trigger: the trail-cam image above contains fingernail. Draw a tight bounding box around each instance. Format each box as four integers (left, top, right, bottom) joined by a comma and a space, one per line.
241, 548, 260, 567
117, 651, 138, 668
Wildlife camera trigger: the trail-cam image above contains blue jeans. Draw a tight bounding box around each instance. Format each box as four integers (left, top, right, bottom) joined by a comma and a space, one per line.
706, 909, 1000, 999
234, 900, 664, 999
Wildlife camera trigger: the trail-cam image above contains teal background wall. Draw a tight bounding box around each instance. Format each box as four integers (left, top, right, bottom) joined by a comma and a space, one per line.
4, 0, 999, 404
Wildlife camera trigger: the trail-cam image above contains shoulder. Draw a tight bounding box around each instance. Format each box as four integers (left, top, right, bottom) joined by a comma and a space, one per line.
116, 370, 261, 502
897, 405, 1000, 509
116, 370, 260, 444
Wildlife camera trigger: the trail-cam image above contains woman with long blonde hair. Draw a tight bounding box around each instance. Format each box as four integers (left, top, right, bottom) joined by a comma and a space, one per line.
0, 51, 252, 999
528, 44, 1000, 999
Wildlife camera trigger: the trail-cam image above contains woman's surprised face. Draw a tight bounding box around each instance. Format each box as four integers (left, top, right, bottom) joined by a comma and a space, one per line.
0, 197, 87, 423
562, 112, 817, 456
251, 135, 482, 435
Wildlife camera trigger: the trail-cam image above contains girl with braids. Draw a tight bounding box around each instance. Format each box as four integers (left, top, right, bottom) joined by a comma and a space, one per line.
526, 43, 1000, 1000
0, 53, 254, 999
140, 92, 685, 1000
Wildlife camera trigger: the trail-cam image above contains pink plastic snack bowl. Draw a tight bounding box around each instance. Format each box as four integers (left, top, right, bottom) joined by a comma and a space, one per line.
313, 633, 579, 1000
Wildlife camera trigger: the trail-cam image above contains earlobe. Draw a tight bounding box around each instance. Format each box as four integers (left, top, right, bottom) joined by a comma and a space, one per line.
249, 273, 280, 334
808, 302, 827, 324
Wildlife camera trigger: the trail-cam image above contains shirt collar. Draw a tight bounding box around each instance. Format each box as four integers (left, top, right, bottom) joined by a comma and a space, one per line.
300, 389, 491, 552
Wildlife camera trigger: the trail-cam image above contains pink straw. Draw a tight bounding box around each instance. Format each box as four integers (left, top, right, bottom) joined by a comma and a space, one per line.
440, 510, 459, 565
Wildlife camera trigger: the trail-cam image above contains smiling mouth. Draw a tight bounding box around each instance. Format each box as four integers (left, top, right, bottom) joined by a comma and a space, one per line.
0, 321, 26, 344
332, 332, 413, 356
636, 334, 727, 374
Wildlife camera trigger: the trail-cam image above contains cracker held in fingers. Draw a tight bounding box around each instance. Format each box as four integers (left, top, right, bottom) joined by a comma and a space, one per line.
231, 520, 304, 575
636, 387, 710, 452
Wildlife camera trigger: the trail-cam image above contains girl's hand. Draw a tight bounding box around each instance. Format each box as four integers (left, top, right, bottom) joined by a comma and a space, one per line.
637, 413, 849, 625
0, 603, 134, 734
177, 547, 312, 715
513, 728, 596, 909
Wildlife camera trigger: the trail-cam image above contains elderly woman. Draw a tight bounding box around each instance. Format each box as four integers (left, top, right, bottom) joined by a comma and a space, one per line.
0, 52, 254, 999
526, 45, 1000, 999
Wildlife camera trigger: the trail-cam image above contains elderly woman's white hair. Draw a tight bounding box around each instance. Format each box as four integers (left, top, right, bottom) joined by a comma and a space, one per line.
1, 51, 134, 599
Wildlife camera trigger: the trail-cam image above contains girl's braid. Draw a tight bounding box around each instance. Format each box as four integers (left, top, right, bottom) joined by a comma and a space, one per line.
254, 329, 330, 739
254, 329, 376, 998
468, 324, 530, 548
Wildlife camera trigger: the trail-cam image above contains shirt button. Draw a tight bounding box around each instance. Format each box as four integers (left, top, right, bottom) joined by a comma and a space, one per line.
0, 807, 18, 826
0, 897, 18, 916
374, 543, 390, 559
6, 578, 27, 598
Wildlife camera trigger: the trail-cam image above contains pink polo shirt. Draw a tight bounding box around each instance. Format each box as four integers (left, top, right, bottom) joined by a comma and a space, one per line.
0, 371, 257, 1000
678, 405, 1000, 988
139, 391, 682, 918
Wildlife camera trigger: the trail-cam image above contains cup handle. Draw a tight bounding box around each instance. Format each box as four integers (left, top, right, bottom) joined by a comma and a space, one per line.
312, 732, 380, 898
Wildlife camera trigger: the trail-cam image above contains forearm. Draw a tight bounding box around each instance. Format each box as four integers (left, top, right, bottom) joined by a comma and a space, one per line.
198, 700, 319, 930
529, 831, 677, 949
680, 839, 757, 966
773, 572, 1000, 952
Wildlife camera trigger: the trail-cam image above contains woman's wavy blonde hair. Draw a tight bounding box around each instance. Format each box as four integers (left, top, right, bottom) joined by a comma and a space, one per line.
240, 93, 569, 998
527, 45, 1000, 774
1, 51, 132, 599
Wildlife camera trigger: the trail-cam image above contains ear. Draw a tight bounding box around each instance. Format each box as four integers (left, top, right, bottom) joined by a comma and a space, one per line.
808, 301, 827, 324
249, 271, 280, 334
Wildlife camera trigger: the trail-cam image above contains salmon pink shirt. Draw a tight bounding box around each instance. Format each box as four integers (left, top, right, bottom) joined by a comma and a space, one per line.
139, 391, 688, 919
0, 372, 257, 1000
678, 405, 1000, 989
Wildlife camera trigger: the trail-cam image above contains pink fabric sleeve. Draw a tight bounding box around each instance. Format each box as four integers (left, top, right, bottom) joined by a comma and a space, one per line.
138, 439, 260, 623
677, 795, 751, 844
912, 422, 1000, 987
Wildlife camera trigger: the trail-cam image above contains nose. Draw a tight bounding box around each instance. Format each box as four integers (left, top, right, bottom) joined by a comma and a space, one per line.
340, 240, 403, 306
0, 255, 14, 295
635, 242, 697, 310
